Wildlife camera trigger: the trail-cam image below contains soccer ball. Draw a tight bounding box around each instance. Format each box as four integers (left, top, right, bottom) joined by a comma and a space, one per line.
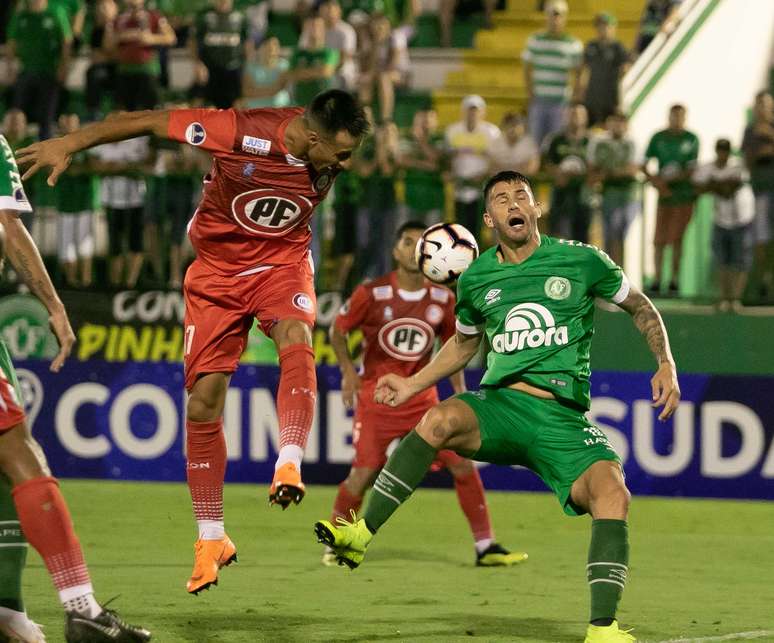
415, 223, 479, 284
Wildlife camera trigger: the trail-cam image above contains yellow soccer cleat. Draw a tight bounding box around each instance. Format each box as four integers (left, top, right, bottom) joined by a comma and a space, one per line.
269, 462, 306, 509
321, 546, 338, 567
584, 620, 636, 642
314, 515, 373, 569
186, 535, 238, 595
475, 543, 529, 567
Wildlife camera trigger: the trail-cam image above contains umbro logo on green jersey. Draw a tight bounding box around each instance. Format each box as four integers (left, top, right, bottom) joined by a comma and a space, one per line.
484, 289, 501, 305
492, 303, 568, 354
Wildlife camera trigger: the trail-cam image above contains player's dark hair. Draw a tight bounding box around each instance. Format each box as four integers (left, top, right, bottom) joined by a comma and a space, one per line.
483, 170, 532, 204
395, 220, 427, 241
307, 90, 370, 140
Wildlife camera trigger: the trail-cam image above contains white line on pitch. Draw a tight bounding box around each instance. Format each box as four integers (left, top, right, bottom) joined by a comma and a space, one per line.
652, 630, 774, 643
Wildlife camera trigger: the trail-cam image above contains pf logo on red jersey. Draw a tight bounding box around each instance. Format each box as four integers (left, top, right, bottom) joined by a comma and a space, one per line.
231, 189, 312, 237
378, 318, 434, 361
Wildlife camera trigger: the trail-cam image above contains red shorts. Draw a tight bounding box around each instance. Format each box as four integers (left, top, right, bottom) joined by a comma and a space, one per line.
183, 257, 316, 390
0, 377, 25, 434
352, 397, 464, 471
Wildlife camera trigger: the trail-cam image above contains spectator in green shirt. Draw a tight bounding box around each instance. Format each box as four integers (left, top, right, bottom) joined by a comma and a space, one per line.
6, 0, 72, 140
543, 102, 592, 243
642, 103, 700, 296
290, 16, 339, 106
53, 113, 97, 288
190, 0, 250, 109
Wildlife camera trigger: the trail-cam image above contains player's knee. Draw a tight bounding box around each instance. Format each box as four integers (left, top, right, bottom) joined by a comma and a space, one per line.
344, 468, 377, 495
415, 405, 459, 448
187, 390, 223, 422
447, 458, 475, 479
594, 483, 631, 516
271, 319, 312, 349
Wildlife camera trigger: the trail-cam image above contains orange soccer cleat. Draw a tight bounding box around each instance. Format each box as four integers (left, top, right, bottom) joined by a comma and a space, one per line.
269, 462, 306, 509
186, 535, 238, 595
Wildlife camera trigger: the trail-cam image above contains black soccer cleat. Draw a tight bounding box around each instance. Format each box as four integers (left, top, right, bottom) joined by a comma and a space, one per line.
65, 607, 151, 643
475, 543, 528, 567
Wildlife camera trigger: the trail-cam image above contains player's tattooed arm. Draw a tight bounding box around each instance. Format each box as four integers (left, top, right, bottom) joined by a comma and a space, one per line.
618, 288, 680, 420
0, 211, 74, 372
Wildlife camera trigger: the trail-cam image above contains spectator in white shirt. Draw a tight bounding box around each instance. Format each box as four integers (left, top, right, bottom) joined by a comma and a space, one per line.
488, 112, 540, 177
693, 138, 756, 311
319, 0, 357, 90
444, 94, 501, 239
91, 137, 151, 288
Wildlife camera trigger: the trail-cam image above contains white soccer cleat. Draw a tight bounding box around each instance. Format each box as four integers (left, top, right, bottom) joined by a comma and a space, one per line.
0, 606, 46, 643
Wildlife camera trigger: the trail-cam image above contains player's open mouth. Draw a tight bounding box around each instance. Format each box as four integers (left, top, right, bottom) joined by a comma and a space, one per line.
508, 215, 526, 228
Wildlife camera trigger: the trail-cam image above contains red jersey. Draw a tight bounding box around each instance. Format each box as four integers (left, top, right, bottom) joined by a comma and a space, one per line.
114, 9, 163, 65
167, 107, 337, 276
335, 272, 456, 408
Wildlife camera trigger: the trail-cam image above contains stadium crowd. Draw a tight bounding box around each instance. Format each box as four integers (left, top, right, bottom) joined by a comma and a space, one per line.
0, 0, 772, 310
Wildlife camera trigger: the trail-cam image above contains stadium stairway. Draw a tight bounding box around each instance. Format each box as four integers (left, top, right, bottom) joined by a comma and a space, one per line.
432, 0, 645, 126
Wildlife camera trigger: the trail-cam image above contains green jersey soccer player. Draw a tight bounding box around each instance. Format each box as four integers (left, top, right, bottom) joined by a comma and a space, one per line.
315, 170, 680, 643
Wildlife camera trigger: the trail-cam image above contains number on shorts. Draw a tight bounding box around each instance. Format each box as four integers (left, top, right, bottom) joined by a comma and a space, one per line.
184, 325, 196, 356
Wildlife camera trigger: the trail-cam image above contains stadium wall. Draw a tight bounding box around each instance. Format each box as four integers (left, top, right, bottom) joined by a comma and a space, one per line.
2, 290, 772, 502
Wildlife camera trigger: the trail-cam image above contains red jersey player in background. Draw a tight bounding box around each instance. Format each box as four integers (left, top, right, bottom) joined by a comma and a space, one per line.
326, 221, 527, 567
18, 90, 370, 595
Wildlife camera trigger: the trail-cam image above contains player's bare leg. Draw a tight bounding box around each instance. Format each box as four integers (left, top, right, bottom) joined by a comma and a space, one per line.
0, 422, 150, 641
571, 460, 634, 642
268, 319, 316, 509
315, 400, 481, 567
185, 372, 237, 595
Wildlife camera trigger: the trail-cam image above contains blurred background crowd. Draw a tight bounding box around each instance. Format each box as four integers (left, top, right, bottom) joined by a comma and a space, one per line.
0, 0, 772, 311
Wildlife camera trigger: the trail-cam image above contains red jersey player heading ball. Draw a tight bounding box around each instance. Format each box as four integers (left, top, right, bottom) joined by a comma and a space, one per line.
17, 90, 370, 595
326, 221, 527, 567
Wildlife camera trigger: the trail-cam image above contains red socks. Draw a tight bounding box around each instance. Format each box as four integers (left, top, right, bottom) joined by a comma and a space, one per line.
12, 477, 91, 592
331, 482, 364, 522
277, 344, 316, 450
453, 469, 494, 543
186, 419, 226, 524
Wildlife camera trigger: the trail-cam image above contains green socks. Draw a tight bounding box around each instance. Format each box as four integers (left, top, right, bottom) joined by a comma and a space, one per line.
0, 474, 27, 612
587, 519, 629, 623
363, 430, 437, 533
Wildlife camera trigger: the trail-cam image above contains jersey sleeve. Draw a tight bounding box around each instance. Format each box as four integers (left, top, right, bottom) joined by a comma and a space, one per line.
439, 290, 457, 342
167, 108, 238, 154
0, 136, 32, 213
334, 285, 371, 334
587, 246, 630, 304
454, 274, 485, 335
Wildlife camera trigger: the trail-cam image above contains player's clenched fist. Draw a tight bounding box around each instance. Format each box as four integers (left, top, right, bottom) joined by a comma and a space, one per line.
374, 373, 416, 408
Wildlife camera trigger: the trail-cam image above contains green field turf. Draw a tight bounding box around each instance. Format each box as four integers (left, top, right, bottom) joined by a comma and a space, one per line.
18, 481, 774, 643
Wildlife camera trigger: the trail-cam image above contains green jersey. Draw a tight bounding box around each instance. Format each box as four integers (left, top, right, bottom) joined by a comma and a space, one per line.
521, 32, 582, 103
455, 236, 628, 411
0, 136, 32, 214
399, 133, 445, 214
7, 4, 72, 75
194, 7, 248, 71
55, 151, 98, 214
644, 128, 699, 205
290, 47, 339, 105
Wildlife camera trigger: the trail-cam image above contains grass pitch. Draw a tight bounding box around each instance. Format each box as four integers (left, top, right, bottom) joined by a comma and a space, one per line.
20, 481, 774, 643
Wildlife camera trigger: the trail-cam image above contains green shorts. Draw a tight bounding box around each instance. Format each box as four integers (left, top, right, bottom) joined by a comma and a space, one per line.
457, 387, 621, 516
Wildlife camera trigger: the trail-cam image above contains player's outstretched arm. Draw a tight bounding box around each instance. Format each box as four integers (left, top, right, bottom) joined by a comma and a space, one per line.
330, 324, 361, 410
16, 109, 171, 186
617, 287, 680, 420
375, 330, 481, 407
0, 212, 74, 372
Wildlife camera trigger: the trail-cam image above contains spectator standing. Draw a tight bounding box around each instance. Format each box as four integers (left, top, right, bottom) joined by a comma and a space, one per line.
50, 0, 85, 45
319, 0, 357, 91
359, 14, 409, 123
6, 0, 72, 140
398, 109, 446, 224
741, 90, 774, 301
290, 16, 339, 106
587, 111, 639, 266
642, 103, 699, 296
85, 0, 119, 120
355, 121, 400, 278
191, 0, 249, 109
439, 0, 494, 48
488, 111, 540, 177
543, 103, 592, 242
635, 0, 682, 55
91, 137, 151, 289
578, 13, 629, 128
522, 0, 582, 146
53, 114, 96, 288
693, 139, 755, 311
241, 36, 291, 108
445, 95, 501, 239
104, 0, 176, 111
1, 109, 37, 231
